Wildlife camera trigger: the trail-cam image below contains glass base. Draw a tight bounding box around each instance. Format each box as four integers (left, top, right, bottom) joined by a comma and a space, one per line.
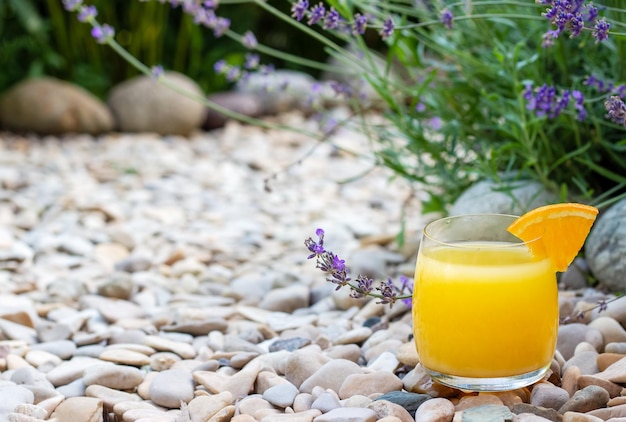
425, 364, 550, 392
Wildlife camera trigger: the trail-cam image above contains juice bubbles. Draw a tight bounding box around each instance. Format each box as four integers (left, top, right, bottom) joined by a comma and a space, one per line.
413, 215, 558, 391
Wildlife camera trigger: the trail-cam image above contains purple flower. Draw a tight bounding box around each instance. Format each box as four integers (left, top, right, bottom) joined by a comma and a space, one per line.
605, 96, 626, 125
77, 5, 97, 21
91, 24, 114, 44
194, 9, 217, 27
62, 0, 83, 11
380, 17, 394, 39
305, 229, 412, 307
213, 59, 227, 74
377, 279, 397, 305
151, 65, 164, 79
305, 229, 325, 258
308, 3, 325, 25
427, 117, 442, 131
259, 63, 275, 75
541, 30, 558, 48
568, 13, 584, 37
291, 0, 309, 21
226, 66, 241, 82
330, 81, 353, 98
323, 8, 341, 30
572, 90, 587, 121
212, 16, 230, 37
586, 4, 598, 22
593, 17, 610, 42
183, 0, 201, 14
352, 13, 367, 35
441, 8, 453, 29
203, 0, 218, 8
351, 275, 373, 298
540, 0, 602, 42
332, 255, 346, 272
242, 31, 257, 49
244, 53, 260, 69
524, 82, 591, 121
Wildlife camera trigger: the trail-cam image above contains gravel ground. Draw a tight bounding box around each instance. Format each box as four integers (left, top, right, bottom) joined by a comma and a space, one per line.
1, 112, 626, 422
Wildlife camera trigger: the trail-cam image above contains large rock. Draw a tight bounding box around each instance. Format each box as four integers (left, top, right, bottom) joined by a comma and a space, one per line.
107, 71, 206, 136
236, 69, 317, 114
585, 198, 626, 291
204, 91, 264, 130
0, 77, 113, 135
449, 177, 558, 216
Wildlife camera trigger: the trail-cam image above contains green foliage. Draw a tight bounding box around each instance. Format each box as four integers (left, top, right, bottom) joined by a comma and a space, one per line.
331, 0, 626, 213
0, 0, 332, 97
0, 0, 62, 90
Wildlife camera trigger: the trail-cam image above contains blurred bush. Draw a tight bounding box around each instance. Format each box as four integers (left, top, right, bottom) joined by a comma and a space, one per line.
0, 0, 330, 97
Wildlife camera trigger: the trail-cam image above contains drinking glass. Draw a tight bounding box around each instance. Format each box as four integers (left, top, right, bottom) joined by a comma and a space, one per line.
413, 214, 558, 391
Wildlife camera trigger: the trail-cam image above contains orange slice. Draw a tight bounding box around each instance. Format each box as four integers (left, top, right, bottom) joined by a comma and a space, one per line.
506, 203, 599, 272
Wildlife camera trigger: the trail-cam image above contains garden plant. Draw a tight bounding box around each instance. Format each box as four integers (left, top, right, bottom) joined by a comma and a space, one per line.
60, 0, 626, 214
60, 0, 626, 303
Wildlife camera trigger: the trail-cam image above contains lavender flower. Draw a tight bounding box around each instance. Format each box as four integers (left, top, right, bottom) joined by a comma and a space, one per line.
291, 0, 309, 21
572, 90, 587, 121
586, 4, 598, 21
151, 65, 164, 79
377, 279, 397, 306
584, 74, 626, 98
441, 8, 453, 30
305, 229, 412, 308
212, 16, 230, 37
353, 13, 367, 35
77, 5, 97, 22
305, 228, 325, 258
568, 13, 584, 37
541, 1, 607, 42
605, 96, 626, 125
329, 81, 354, 98
194, 9, 217, 27
244, 53, 260, 69
323, 8, 341, 30
242, 31, 258, 49
380, 17, 395, 39
351, 275, 373, 299
213, 59, 227, 74
91, 24, 115, 44
523, 82, 591, 121
541, 30, 558, 48
182, 1, 200, 14
203, 0, 218, 8
593, 17, 610, 42
308, 3, 325, 25
62, 0, 83, 11
226, 66, 242, 82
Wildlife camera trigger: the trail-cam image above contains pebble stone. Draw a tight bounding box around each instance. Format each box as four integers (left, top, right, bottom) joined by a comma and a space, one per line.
1, 119, 626, 420
413, 397, 454, 421
148, 369, 196, 408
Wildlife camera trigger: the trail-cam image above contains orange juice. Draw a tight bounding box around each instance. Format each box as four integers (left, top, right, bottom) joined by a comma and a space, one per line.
413, 242, 558, 378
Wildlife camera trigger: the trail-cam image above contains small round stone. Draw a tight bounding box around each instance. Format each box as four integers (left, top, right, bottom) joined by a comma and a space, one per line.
148, 369, 195, 408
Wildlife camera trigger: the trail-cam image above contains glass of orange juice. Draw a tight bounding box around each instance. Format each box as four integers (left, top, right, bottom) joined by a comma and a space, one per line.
413, 214, 558, 391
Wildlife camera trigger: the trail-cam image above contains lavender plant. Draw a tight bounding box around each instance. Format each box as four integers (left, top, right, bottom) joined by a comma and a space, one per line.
61, 0, 626, 214
305, 228, 413, 308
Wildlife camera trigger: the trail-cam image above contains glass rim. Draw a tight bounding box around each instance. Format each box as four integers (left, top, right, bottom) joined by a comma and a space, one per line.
422, 213, 542, 248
